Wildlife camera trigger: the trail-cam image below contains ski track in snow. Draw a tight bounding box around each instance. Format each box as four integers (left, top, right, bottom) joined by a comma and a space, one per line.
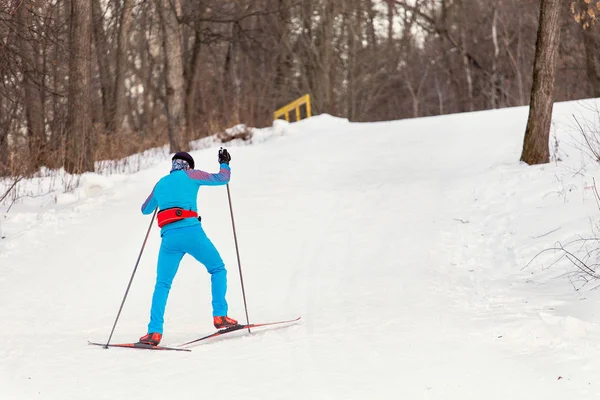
2, 103, 600, 398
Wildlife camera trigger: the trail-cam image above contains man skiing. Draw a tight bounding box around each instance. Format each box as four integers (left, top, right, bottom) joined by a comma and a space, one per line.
138, 149, 238, 346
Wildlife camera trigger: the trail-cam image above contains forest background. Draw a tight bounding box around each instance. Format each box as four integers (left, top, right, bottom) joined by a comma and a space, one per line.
1, 0, 600, 177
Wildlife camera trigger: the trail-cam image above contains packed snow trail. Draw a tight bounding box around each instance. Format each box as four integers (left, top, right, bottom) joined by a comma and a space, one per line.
3, 103, 600, 399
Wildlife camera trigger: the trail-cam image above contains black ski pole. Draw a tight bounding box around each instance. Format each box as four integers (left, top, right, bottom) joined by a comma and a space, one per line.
226, 183, 251, 333
103, 207, 158, 348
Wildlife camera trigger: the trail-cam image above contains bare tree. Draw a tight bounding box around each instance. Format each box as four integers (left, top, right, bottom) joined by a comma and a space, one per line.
0, 95, 8, 175
65, 0, 94, 173
458, 1, 475, 112
185, 26, 203, 139
157, 0, 187, 152
135, 0, 158, 137
91, 0, 112, 132
113, 0, 134, 135
490, 6, 500, 108
521, 0, 562, 165
273, 0, 294, 115
16, 1, 46, 170
47, 0, 68, 160
307, 0, 338, 115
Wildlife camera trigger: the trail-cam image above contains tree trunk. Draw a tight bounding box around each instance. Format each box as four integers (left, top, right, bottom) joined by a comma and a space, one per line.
460, 29, 474, 112
222, 21, 240, 124
490, 7, 499, 109
319, 1, 335, 114
434, 73, 444, 115
520, 0, 561, 165
91, 0, 113, 132
65, 0, 94, 173
157, 0, 186, 152
386, 0, 394, 73
49, 0, 66, 159
186, 28, 203, 139
439, 0, 463, 114
0, 95, 8, 175
297, 0, 316, 108
274, 0, 293, 106
140, 2, 154, 136
17, 2, 46, 171
345, 1, 359, 120
113, 0, 134, 135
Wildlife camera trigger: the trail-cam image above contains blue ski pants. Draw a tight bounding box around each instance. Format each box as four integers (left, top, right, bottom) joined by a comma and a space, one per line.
148, 224, 228, 334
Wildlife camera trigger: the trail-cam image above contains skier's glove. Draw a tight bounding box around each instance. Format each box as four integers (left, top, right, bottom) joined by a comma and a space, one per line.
218, 148, 231, 165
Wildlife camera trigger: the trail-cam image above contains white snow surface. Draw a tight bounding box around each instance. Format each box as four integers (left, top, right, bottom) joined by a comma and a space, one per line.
4, 100, 600, 399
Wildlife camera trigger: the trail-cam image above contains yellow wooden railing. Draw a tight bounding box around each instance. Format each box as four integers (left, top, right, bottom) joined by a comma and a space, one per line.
273, 94, 312, 122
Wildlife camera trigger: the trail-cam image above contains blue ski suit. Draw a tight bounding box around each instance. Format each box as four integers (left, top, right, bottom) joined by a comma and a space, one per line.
141, 163, 231, 334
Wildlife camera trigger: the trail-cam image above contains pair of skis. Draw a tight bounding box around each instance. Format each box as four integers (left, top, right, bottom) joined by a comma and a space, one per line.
89, 317, 300, 352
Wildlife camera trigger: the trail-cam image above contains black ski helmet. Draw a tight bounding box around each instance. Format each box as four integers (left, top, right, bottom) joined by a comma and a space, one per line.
172, 151, 195, 169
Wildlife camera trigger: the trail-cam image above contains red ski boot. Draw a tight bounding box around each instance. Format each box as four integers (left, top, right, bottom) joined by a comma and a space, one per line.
213, 316, 239, 329
138, 332, 162, 346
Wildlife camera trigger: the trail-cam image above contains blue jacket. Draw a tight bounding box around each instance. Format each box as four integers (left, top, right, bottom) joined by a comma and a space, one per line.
141, 164, 231, 233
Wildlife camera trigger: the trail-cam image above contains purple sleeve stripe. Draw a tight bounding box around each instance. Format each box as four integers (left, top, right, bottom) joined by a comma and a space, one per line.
186, 167, 230, 185
141, 189, 155, 213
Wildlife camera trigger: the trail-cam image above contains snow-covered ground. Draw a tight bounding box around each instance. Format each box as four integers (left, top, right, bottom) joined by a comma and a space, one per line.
3, 99, 600, 399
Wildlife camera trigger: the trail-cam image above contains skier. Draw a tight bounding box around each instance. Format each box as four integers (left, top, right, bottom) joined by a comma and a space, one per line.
138, 149, 238, 346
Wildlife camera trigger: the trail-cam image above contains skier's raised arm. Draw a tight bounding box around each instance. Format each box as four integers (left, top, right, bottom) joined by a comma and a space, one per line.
185, 149, 231, 186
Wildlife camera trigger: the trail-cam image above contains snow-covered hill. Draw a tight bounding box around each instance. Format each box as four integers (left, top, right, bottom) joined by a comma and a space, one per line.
3, 100, 600, 399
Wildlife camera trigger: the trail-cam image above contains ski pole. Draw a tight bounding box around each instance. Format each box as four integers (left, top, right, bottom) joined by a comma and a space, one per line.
226, 183, 251, 333
103, 207, 158, 348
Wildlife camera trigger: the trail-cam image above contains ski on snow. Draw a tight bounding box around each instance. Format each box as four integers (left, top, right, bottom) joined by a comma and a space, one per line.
176, 316, 301, 347
88, 317, 300, 351
88, 341, 191, 352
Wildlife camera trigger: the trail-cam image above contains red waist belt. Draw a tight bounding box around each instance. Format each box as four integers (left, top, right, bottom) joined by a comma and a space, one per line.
157, 208, 198, 228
